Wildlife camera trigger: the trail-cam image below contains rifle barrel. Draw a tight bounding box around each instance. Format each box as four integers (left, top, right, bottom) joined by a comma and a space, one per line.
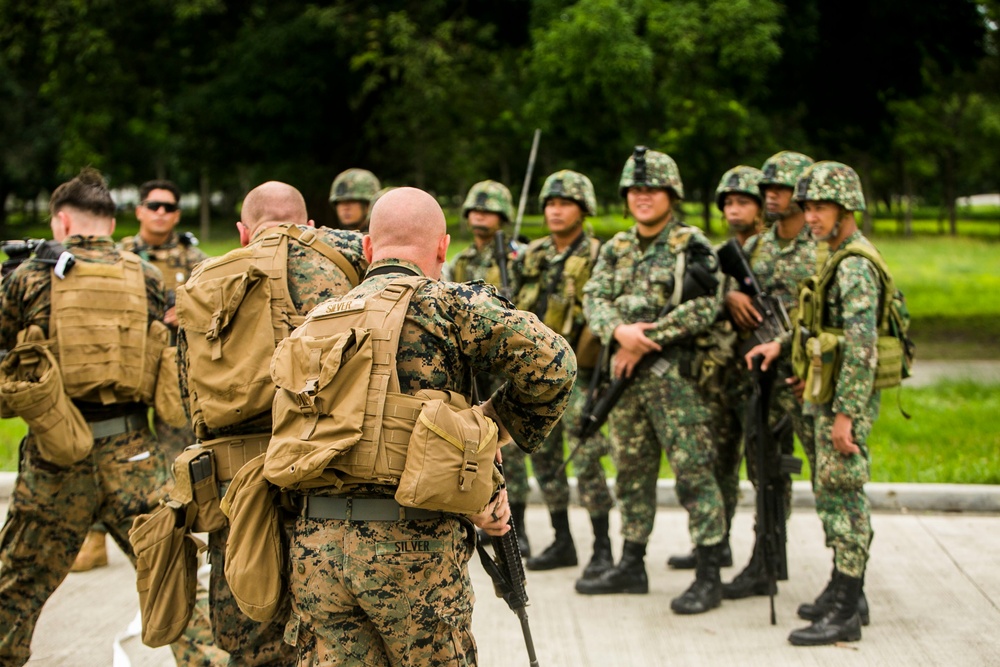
513, 129, 541, 242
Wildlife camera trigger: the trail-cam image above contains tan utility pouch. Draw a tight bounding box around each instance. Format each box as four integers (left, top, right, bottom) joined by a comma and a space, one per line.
221, 453, 285, 622
575, 325, 602, 370
0, 343, 93, 466
396, 391, 499, 515
803, 332, 841, 405
266, 326, 374, 488
874, 334, 904, 390
140, 320, 170, 405
154, 346, 187, 428
171, 447, 227, 533
130, 500, 203, 648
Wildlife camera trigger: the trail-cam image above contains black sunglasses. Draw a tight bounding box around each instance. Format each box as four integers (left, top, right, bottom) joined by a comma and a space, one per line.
142, 200, 179, 213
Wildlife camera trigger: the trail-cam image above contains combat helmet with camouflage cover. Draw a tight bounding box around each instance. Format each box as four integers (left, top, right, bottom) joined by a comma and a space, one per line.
618, 146, 684, 200
538, 170, 597, 216
760, 151, 814, 189
462, 180, 514, 222
794, 161, 866, 212
329, 168, 381, 204
715, 165, 764, 211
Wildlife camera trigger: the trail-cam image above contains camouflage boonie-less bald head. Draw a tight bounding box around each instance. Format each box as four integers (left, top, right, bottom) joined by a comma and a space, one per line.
619, 146, 684, 200
794, 161, 866, 212
463, 180, 514, 222
760, 151, 814, 189
539, 170, 597, 216
715, 165, 764, 211
329, 168, 381, 204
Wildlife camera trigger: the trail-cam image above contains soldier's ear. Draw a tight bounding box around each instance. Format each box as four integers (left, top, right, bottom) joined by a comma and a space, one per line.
236, 221, 251, 247
363, 234, 374, 263
306, 219, 316, 228
437, 234, 450, 263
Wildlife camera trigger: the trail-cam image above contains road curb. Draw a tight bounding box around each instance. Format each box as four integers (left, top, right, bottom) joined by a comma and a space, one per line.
0, 472, 997, 513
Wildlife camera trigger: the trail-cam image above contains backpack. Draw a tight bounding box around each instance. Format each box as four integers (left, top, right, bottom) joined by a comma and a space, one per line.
176, 225, 357, 433
793, 241, 914, 401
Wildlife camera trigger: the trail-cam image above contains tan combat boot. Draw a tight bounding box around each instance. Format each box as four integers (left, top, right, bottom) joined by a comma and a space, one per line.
70, 529, 109, 572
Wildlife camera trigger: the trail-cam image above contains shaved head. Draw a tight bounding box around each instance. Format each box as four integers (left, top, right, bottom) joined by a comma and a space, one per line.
365, 187, 450, 278
240, 181, 309, 234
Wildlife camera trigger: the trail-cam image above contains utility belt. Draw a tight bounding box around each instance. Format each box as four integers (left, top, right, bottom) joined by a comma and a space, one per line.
200, 433, 271, 484
301, 495, 445, 522
88, 410, 149, 440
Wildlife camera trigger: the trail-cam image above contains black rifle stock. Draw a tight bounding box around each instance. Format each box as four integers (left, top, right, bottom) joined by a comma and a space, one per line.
749, 355, 802, 625
576, 262, 718, 440
493, 231, 513, 301
475, 463, 539, 667
717, 238, 790, 355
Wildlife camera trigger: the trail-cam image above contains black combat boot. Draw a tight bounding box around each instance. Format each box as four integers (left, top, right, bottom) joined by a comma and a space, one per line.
798, 569, 870, 626
579, 513, 613, 580
526, 509, 577, 570
509, 502, 531, 558
722, 541, 773, 599
788, 572, 863, 646
670, 543, 724, 614
667, 534, 732, 569
575, 540, 648, 595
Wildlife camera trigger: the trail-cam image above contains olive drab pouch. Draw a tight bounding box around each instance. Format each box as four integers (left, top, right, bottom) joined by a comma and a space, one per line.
50, 252, 150, 404
803, 332, 841, 405
171, 447, 227, 533
396, 390, 499, 515
154, 346, 188, 429
129, 500, 202, 648
0, 343, 93, 466
220, 453, 285, 622
575, 324, 602, 370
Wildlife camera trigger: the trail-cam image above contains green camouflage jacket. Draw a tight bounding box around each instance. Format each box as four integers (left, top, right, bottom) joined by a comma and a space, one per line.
446, 239, 505, 288
804, 230, 880, 419
745, 223, 817, 313
352, 258, 575, 452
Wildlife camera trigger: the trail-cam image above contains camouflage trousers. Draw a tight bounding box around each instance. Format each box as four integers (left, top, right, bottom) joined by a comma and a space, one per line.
285, 513, 477, 666
530, 369, 613, 516
810, 402, 876, 579
155, 414, 197, 471
608, 380, 725, 547
207, 488, 296, 666
501, 445, 530, 505
0, 431, 226, 667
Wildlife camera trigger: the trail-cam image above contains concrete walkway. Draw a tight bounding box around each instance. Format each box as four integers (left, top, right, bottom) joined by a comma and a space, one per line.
9, 501, 1000, 667
906, 359, 1000, 387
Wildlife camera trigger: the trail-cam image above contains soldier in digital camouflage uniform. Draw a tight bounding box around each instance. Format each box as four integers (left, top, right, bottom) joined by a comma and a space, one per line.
274, 187, 575, 665
443, 180, 532, 556
577, 148, 727, 615
511, 170, 614, 583
328, 168, 381, 231
747, 161, 879, 646
668, 165, 766, 573
67, 180, 210, 574
0, 169, 225, 667
176, 181, 368, 666
721, 152, 823, 600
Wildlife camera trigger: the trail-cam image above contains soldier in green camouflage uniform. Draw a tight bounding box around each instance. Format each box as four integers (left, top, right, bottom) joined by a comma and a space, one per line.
577, 148, 727, 616
277, 187, 575, 665
720, 153, 823, 600
443, 180, 532, 555
0, 169, 225, 667
328, 168, 381, 231
176, 181, 368, 666
511, 170, 614, 582
747, 161, 878, 646
668, 165, 767, 572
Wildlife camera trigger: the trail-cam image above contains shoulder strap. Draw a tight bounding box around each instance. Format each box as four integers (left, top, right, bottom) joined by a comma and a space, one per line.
669, 228, 694, 307
279, 225, 360, 288
817, 242, 893, 331
588, 236, 601, 263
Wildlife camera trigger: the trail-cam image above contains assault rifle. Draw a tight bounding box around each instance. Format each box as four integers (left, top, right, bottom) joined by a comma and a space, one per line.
476, 463, 539, 667
748, 355, 802, 625
1, 239, 75, 279
493, 231, 514, 301
576, 262, 718, 440
717, 238, 790, 356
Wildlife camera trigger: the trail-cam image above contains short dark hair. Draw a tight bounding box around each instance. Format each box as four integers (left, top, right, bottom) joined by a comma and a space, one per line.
139, 179, 181, 203
50, 168, 116, 218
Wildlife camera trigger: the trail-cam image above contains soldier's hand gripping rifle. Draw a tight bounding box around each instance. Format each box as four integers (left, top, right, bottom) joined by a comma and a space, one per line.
717, 238, 790, 356
748, 354, 802, 625
475, 463, 539, 667
576, 262, 719, 440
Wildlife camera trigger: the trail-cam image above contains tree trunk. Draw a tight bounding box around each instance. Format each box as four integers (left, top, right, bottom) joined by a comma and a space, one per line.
199, 168, 211, 242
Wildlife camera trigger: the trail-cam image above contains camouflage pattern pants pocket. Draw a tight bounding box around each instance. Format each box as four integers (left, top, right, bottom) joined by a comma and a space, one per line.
288, 514, 477, 666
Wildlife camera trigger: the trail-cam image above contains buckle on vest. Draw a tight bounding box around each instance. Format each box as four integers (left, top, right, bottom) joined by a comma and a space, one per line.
457, 442, 479, 491
295, 378, 319, 416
